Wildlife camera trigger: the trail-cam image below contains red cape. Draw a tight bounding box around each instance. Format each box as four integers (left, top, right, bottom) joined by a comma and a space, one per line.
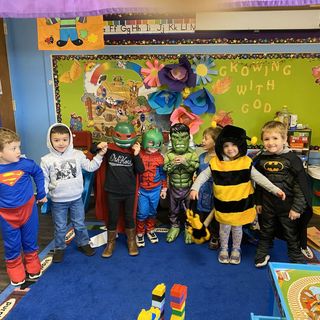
94, 143, 139, 233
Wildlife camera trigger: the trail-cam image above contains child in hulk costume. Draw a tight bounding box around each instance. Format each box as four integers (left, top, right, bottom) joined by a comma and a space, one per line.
164, 123, 199, 243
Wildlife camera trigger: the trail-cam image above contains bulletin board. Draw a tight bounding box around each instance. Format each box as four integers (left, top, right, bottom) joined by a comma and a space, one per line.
51, 53, 320, 144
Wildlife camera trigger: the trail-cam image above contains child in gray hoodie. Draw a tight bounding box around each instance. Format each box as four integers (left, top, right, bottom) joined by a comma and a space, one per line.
41, 123, 107, 263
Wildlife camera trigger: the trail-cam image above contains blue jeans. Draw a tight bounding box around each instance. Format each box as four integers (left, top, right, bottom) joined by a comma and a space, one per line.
51, 197, 89, 250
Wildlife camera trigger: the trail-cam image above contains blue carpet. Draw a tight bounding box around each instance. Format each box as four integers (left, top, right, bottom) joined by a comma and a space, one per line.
3, 231, 317, 320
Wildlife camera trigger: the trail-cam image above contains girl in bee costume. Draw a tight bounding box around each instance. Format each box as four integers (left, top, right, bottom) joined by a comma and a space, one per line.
190, 125, 285, 265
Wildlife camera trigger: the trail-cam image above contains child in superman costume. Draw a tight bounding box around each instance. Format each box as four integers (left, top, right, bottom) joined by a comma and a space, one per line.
0, 128, 47, 285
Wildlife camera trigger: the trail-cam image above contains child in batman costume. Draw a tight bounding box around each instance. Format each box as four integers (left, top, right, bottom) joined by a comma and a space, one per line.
190, 125, 285, 265
254, 121, 313, 267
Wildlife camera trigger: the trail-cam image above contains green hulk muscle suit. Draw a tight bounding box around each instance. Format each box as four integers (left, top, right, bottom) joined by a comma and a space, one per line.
164, 123, 199, 243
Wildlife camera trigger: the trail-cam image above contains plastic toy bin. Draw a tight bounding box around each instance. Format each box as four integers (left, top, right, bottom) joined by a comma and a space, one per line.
308, 165, 320, 215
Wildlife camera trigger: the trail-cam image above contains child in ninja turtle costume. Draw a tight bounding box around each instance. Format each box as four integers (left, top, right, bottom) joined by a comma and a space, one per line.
164, 123, 199, 243
136, 128, 167, 248
94, 122, 145, 258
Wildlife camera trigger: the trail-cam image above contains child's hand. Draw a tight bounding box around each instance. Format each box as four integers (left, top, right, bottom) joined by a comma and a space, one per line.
132, 142, 141, 156
277, 189, 286, 201
289, 209, 301, 220
160, 188, 167, 199
256, 205, 262, 214
174, 155, 186, 165
37, 196, 48, 204
189, 190, 198, 200
97, 142, 108, 155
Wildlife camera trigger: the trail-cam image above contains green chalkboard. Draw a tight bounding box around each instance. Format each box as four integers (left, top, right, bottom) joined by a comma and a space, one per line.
52, 54, 320, 145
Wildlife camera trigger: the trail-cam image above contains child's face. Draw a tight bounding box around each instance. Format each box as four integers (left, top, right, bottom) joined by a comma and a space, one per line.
262, 130, 286, 154
202, 134, 215, 151
223, 142, 239, 160
146, 147, 158, 154
51, 133, 70, 153
0, 141, 21, 164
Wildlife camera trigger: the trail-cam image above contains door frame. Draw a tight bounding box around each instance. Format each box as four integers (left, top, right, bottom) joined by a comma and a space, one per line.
0, 18, 15, 130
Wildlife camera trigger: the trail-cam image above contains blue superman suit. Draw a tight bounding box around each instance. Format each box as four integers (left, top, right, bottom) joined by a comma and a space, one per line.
0, 158, 46, 284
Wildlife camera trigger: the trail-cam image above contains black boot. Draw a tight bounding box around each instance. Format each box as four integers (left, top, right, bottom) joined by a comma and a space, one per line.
72, 39, 83, 46
57, 40, 68, 47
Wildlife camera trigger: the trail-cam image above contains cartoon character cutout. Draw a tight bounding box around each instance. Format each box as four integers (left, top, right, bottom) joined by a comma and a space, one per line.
46, 17, 87, 47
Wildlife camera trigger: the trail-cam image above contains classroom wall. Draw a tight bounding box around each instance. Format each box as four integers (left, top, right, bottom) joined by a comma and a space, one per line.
5, 18, 320, 164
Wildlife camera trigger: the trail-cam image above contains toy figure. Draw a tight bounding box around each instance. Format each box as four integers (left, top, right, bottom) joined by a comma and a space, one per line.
186, 206, 211, 244
136, 128, 167, 247
163, 123, 199, 243
97, 122, 145, 258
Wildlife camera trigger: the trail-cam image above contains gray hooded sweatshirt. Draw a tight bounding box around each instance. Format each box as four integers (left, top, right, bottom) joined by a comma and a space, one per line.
40, 123, 103, 202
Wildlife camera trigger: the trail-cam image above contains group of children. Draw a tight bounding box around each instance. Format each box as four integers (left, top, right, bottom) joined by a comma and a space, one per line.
190, 122, 311, 266
0, 119, 313, 286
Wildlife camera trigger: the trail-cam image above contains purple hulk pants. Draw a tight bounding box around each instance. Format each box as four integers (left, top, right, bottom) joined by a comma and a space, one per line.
168, 187, 190, 228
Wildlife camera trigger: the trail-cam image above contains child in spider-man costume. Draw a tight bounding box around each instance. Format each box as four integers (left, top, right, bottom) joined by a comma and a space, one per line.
136, 128, 167, 247
0, 128, 47, 286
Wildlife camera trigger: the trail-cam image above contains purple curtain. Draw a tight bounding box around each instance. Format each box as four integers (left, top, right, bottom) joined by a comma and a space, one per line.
0, 0, 319, 18
229, 0, 320, 7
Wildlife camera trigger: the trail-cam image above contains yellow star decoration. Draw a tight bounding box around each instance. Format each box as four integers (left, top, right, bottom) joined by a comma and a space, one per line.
87, 33, 98, 43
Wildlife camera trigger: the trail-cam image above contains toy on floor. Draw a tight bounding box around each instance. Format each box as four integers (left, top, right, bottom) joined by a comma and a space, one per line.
186, 207, 211, 244
137, 283, 188, 320
138, 283, 165, 320
170, 284, 188, 320
152, 283, 166, 319
137, 307, 161, 320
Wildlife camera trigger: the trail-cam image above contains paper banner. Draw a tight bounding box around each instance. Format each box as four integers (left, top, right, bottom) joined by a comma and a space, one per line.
37, 16, 104, 50
89, 231, 109, 248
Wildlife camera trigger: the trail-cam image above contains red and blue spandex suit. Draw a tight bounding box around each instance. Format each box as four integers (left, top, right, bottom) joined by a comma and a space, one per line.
0, 158, 46, 283
137, 150, 167, 234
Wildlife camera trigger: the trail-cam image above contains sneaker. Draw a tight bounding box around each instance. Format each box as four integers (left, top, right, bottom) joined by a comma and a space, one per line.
255, 255, 270, 268
11, 279, 26, 286
78, 244, 95, 256
230, 249, 241, 265
301, 246, 314, 260
147, 231, 159, 244
208, 237, 219, 250
28, 270, 42, 280
136, 234, 145, 247
218, 249, 229, 264
53, 249, 65, 263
